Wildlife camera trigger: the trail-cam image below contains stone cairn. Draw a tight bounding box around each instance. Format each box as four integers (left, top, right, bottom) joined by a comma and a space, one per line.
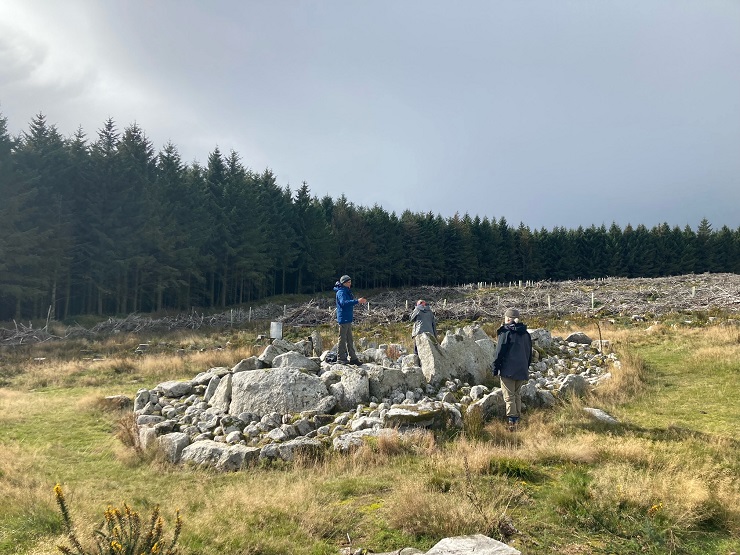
132, 326, 618, 471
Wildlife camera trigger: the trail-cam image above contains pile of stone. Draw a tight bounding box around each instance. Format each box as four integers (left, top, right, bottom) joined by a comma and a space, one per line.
133, 326, 618, 471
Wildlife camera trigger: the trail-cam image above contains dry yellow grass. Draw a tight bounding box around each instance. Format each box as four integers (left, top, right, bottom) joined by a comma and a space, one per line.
3, 323, 740, 555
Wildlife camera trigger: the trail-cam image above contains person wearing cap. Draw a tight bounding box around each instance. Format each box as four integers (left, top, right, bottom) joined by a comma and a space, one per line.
410, 299, 437, 355
333, 275, 367, 365
492, 307, 532, 431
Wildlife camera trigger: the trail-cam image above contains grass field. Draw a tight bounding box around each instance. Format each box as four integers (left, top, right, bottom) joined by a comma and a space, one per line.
0, 322, 738, 555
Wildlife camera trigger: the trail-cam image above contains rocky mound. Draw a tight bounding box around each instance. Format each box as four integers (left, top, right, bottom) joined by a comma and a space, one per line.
132, 326, 618, 471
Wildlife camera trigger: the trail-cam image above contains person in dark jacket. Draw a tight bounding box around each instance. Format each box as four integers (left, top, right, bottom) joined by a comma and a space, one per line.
492, 307, 532, 431
333, 275, 367, 365
410, 299, 437, 354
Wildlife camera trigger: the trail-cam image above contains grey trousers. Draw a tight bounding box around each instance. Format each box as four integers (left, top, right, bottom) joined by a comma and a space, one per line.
500, 376, 526, 419
338, 322, 357, 361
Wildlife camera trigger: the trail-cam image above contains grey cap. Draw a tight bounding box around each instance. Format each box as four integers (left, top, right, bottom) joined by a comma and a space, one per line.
340, 274, 352, 284
504, 307, 520, 319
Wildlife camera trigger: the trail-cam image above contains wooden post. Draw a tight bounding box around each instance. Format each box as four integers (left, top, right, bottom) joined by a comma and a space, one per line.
548, 294, 551, 310
591, 292, 595, 309
248, 307, 252, 321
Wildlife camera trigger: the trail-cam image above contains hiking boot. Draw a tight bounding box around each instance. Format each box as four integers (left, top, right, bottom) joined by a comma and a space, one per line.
349, 358, 362, 366
507, 417, 518, 432
337, 358, 349, 365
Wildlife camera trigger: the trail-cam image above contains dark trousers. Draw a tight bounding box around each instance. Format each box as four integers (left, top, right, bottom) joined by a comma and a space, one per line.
338, 323, 357, 361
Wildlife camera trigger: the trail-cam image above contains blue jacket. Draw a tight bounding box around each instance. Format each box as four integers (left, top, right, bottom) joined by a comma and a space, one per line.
492, 322, 532, 380
334, 282, 358, 324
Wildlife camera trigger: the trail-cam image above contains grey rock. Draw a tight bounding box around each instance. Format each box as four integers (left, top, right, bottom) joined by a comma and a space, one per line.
216, 444, 260, 471
529, 328, 552, 349
229, 367, 329, 416
467, 389, 506, 421
559, 374, 589, 397
232, 357, 262, 373
565, 332, 593, 344
157, 380, 193, 398
137, 415, 165, 426
180, 439, 227, 467
158, 432, 190, 463
426, 534, 521, 555
258, 338, 298, 365
272, 352, 321, 373
583, 407, 619, 424
332, 428, 383, 452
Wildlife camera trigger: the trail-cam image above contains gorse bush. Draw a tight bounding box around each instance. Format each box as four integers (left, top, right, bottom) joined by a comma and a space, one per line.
54, 484, 182, 555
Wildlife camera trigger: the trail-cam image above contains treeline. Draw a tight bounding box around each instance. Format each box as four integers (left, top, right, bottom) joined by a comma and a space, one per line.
1, 113, 739, 321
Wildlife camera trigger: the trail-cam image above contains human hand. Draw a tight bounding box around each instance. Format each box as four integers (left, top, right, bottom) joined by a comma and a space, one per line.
358, 297, 367, 304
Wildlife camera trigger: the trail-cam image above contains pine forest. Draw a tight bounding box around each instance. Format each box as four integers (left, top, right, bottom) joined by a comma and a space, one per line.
1, 112, 739, 322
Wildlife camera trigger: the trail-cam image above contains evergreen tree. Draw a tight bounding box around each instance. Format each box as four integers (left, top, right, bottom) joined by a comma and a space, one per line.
202, 148, 230, 306
606, 222, 625, 276
711, 225, 737, 273
441, 213, 476, 285
292, 182, 334, 293
362, 204, 404, 288
695, 218, 713, 273
680, 225, 697, 274
256, 169, 298, 296
497, 217, 515, 281
0, 112, 35, 319
225, 152, 270, 303
11, 113, 75, 319
115, 123, 157, 312
330, 195, 374, 288
149, 142, 203, 311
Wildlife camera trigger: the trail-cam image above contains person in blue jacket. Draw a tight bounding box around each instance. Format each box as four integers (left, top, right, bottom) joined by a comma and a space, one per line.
492, 307, 532, 431
333, 275, 367, 365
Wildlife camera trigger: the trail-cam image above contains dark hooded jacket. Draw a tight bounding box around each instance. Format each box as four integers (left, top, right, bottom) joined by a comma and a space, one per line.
492, 322, 532, 380
334, 282, 358, 324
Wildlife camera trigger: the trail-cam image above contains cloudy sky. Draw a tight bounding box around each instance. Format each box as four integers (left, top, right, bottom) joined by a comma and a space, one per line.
1, 1, 738, 231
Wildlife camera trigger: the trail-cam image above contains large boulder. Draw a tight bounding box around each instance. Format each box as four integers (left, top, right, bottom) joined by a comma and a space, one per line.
260, 437, 324, 462
157, 432, 190, 463
272, 351, 321, 373
210, 373, 232, 412
365, 364, 426, 401
232, 357, 263, 373
228, 367, 329, 417
416, 328, 495, 386
529, 328, 552, 350
328, 367, 370, 411
180, 439, 227, 467
426, 534, 521, 555
382, 401, 462, 431
332, 428, 384, 453
157, 380, 193, 398
467, 389, 505, 421
417, 328, 492, 386
558, 373, 589, 397
565, 332, 593, 345
216, 445, 261, 471
520, 380, 556, 409
258, 338, 298, 365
